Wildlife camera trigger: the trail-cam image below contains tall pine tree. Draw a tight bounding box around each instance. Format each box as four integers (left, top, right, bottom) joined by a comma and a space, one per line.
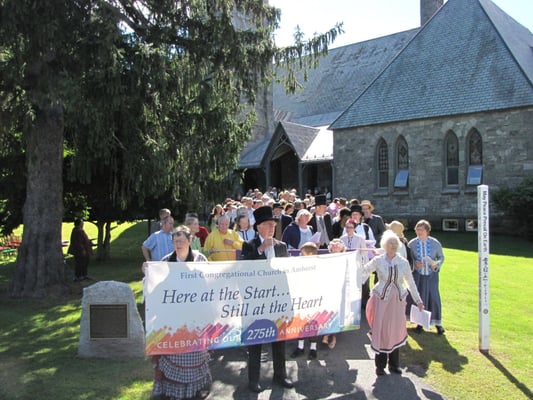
0, 0, 341, 297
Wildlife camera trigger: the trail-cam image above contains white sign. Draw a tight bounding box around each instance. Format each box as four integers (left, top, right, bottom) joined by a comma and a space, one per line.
478, 184, 490, 352
144, 252, 362, 355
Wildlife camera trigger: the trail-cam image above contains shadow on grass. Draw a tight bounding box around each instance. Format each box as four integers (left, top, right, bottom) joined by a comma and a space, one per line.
482, 351, 533, 399
0, 297, 152, 400
403, 327, 468, 376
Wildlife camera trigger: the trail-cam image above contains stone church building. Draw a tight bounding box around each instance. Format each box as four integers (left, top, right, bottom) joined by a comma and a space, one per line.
238, 0, 533, 230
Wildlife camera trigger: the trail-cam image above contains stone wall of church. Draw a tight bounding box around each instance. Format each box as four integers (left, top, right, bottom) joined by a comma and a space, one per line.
333, 107, 533, 230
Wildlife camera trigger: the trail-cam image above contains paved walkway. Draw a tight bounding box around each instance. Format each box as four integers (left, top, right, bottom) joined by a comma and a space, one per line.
205, 317, 446, 400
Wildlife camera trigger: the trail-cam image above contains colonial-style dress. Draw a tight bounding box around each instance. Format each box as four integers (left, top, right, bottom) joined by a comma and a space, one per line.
363, 253, 422, 370
408, 236, 444, 326
151, 249, 212, 400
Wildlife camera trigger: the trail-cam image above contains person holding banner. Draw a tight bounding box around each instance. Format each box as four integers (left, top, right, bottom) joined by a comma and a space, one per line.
363, 230, 424, 376
340, 218, 366, 252
144, 226, 212, 400
408, 219, 445, 335
241, 206, 294, 393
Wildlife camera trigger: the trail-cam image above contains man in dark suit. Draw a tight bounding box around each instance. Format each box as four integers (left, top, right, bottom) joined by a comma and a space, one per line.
361, 200, 386, 246
241, 206, 294, 393
309, 194, 334, 249
272, 202, 292, 240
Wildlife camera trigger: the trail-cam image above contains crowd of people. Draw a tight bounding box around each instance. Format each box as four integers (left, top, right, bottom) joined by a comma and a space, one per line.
140, 186, 445, 399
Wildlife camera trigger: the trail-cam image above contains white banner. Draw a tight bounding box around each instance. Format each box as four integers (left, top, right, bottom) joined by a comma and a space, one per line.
144, 252, 363, 355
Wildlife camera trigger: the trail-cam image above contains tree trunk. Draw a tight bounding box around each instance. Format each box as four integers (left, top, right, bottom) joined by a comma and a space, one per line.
96, 220, 111, 261
9, 102, 67, 298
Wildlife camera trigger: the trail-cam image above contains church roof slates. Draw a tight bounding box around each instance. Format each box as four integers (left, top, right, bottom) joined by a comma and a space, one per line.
238, 138, 270, 168
330, 0, 533, 130
272, 29, 418, 126
480, 0, 533, 86
278, 121, 320, 160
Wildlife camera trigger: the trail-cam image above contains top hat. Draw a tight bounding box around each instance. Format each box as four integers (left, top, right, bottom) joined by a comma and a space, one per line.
314, 194, 327, 206
272, 202, 283, 210
338, 207, 352, 219
253, 206, 277, 229
350, 204, 363, 215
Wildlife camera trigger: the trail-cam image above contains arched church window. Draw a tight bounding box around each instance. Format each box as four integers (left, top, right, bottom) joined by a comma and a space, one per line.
394, 136, 409, 188
445, 131, 459, 186
377, 139, 389, 189
467, 129, 483, 185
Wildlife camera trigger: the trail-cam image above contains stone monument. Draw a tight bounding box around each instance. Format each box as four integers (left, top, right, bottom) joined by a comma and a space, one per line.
78, 280, 145, 358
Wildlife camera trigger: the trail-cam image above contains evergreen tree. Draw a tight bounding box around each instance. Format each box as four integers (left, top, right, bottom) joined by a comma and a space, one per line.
0, 0, 342, 297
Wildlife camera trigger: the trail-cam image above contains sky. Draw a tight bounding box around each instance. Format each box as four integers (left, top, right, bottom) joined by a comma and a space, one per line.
268, 0, 533, 49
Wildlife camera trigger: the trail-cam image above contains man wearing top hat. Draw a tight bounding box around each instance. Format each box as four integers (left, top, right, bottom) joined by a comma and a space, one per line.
309, 194, 334, 249
240, 206, 294, 393
350, 204, 376, 246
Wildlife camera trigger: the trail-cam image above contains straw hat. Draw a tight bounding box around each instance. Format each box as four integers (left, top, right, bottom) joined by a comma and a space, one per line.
360, 200, 375, 212
386, 220, 405, 239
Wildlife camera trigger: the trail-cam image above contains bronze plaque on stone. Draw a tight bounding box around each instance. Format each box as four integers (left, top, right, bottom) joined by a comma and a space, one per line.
89, 304, 128, 339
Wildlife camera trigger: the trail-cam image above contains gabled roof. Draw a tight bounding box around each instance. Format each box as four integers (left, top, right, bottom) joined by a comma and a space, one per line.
273, 29, 419, 127
271, 121, 333, 163
238, 121, 332, 169
278, 121, 320, 160
278, 121, 333, 162
331, 0, 533, 130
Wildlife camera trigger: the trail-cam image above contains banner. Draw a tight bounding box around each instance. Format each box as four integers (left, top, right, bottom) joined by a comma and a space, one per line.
144, 251, 363, 355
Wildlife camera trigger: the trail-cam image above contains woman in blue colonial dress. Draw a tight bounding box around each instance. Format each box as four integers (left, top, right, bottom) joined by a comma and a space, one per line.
143, 226, 211, 400
363, 230, 424, 376
408, 219, 445, 335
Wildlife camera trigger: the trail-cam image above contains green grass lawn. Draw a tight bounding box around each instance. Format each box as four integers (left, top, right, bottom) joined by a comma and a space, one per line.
0, 222, 532, 399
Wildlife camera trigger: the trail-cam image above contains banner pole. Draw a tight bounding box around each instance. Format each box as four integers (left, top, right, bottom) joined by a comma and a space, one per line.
478, 185, 490, 353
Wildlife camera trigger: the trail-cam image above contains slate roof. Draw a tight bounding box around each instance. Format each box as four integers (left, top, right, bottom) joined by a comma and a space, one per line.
331, 0, 533, 130
238, 29, 418, 169
272, 29, 419, 127
277, 121, 320, 160
278, 121, 333, 162
238, 137, 270, 169
238, 121, 331, 168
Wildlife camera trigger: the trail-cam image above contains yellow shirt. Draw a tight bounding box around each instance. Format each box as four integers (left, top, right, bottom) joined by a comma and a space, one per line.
204, 229, 243, 261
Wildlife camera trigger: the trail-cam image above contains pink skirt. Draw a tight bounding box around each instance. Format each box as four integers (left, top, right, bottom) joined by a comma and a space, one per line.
366, 286, 408, 354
